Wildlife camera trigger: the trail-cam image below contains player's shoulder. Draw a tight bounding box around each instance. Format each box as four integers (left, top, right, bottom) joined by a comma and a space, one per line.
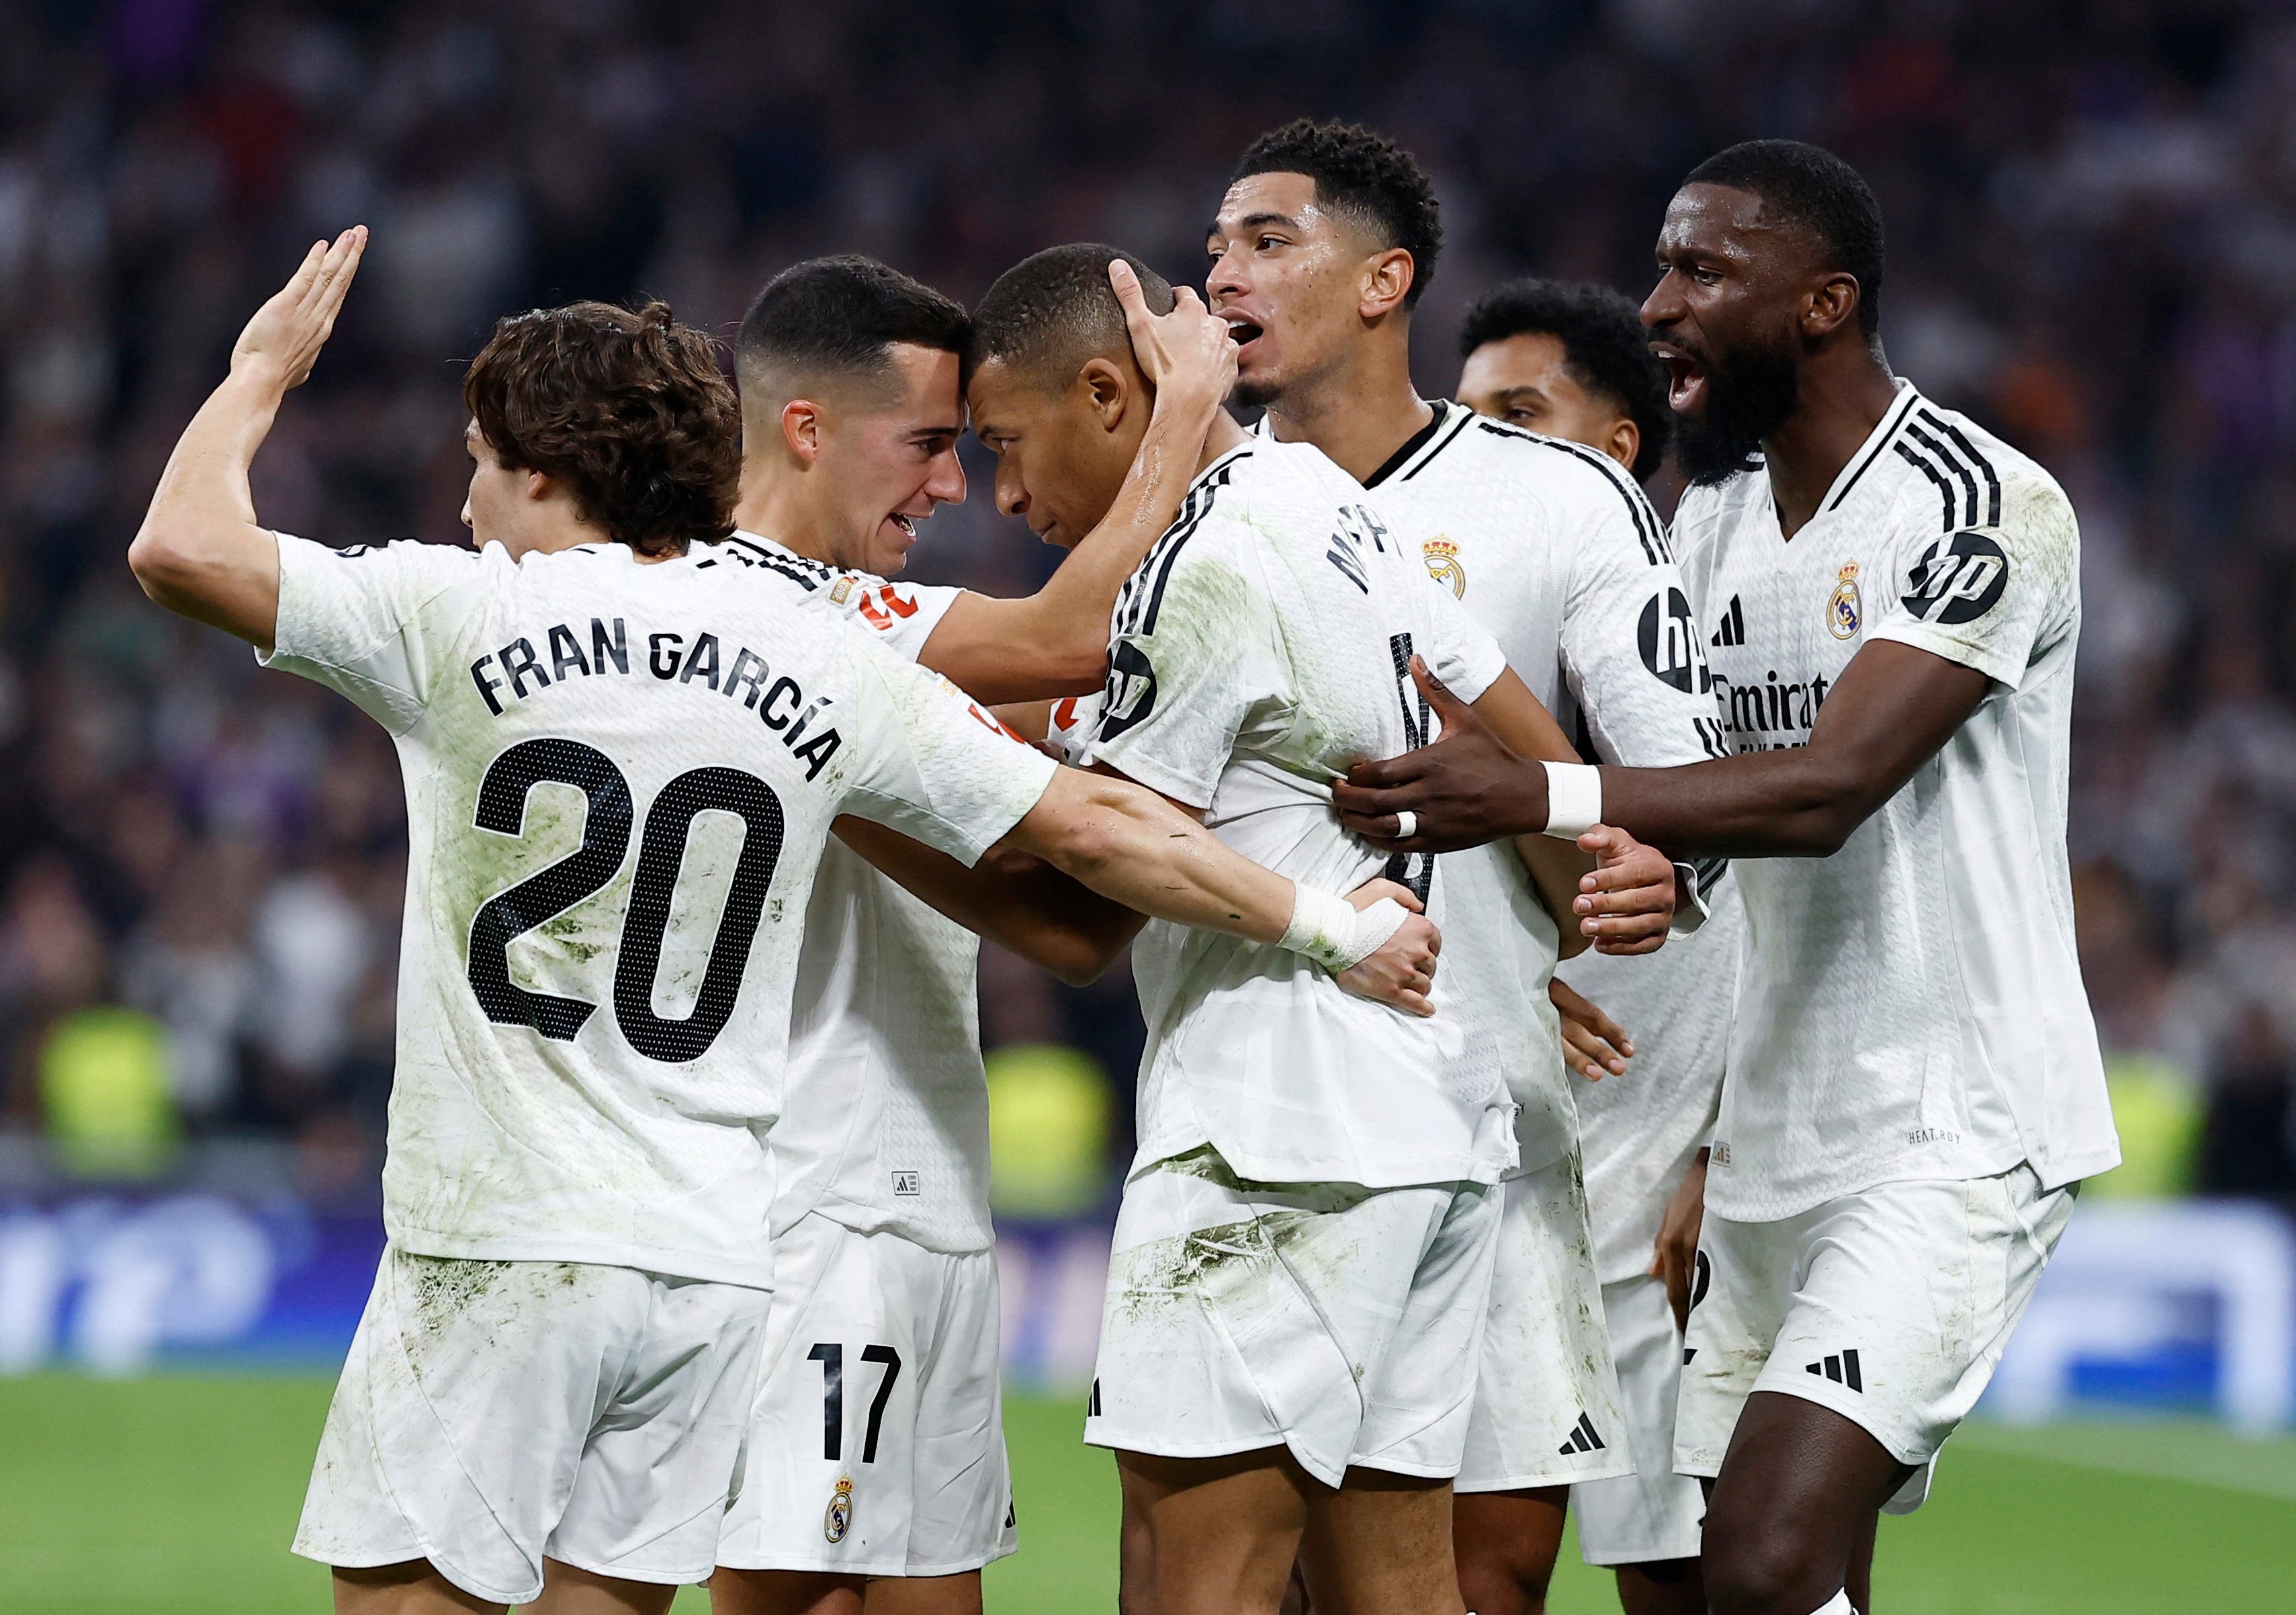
699, 532, 845, 598
1441, 408, 1673, 560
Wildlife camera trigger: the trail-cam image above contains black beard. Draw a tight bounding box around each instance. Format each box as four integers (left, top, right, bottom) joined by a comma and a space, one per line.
1675, 339, 1802, 486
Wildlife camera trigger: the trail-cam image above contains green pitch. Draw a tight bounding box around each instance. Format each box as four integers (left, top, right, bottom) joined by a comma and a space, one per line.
2, 1374, 2292, 1613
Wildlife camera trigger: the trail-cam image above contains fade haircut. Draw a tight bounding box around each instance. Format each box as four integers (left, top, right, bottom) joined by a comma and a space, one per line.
1458, 278, 1674, 484
464, 300, 738, 557
1683, 140, 1886, 338
967, 244, 1173, 392
1231, 119, 1442, 308
735, 255, 970, 406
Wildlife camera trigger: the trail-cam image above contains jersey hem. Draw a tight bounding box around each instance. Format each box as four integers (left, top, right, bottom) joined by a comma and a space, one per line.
715, 1543, 1018, 1576
1133, 1133, 1509, 1192
386, 1226, 774, 1291
1699, 1151, 2037, 1225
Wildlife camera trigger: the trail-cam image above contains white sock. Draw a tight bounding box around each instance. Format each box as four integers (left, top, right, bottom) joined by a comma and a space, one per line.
1807, 1593, 1856, 1615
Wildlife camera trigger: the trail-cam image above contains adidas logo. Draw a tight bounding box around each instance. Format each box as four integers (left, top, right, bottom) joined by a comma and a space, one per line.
1088, 1378, 1103, 1417
1557, 1411, 1607, 1456
1711, 595, 1747, 647
1805, 1348, 1863, 1391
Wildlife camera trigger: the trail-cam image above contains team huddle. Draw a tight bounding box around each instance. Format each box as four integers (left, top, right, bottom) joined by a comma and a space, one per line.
129, 119, 2114, 1615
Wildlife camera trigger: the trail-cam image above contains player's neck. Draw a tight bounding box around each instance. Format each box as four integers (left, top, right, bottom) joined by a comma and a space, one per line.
1761, 348, 1900, 540
1260, 338, 1431, 484
1195, 410, 1251, 474
730, 459, 836, 567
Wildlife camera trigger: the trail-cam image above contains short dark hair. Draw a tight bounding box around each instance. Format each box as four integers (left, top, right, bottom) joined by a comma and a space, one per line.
1683, 140, 1886, 339
1232, 119, 1442, 308
967, 244, 1174, 391
464, 300, 738, 557
1458, 278, 1674, 484
735, 255, 969, 401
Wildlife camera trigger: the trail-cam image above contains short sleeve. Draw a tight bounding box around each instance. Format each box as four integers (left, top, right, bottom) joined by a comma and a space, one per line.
829, 576, 967, 664
834, 635, 1059, 866
1417, 578, 1506, 703
1867, 493, 2078, 690
1076, 523, 1276, 809
257, 533, 489, 733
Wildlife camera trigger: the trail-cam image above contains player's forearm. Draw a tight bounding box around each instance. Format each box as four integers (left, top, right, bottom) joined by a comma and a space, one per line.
128, 366, 288, 643
930, 392, 1221, 701
834, 816, 1143, 986
1012, 771, 1298, 944
1595, 749, 1875, 858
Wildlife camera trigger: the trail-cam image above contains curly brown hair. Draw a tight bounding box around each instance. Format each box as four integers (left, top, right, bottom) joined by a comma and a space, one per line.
463, 300, 738, 557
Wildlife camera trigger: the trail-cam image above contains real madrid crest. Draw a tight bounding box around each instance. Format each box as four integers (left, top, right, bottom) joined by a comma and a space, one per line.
824, 1474, 854, 1543
1423, 536, 1466, 599
1828, 562, 1861, 640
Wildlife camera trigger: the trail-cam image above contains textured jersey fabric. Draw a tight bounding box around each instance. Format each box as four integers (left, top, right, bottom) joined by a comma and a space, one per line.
1346, 400, 1733, 1180
1077, 439, 1515, 1190
261, 534, 1054, 1284
1671, 382, 2118, 1220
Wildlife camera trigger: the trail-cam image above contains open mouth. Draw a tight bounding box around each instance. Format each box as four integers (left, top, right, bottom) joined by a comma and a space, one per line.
1222, 314, 1266, 354
1650, 341, 1708, 414
887, 513, 917, 540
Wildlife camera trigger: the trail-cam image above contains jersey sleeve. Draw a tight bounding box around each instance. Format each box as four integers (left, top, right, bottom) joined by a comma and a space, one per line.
256, 533, 489, 733
1076, 520, 1278, 809
1416, 576, 1507, 703
1558, 491, 1730, 771
1866, 489, 2078, 690
829, 576, 967, 664
834, 634, 1059, 866
1554, 478, 1734, 928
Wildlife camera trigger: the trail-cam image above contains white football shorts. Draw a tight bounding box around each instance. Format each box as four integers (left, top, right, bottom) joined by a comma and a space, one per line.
717, 1213, 1015, 1577
1570, 1274, 1704, 1566
1456, 1151, 1634, 1493
1675, 1163, 2076, 1513
1084, 1147, 1500, 1488
294, 1243, 768, 1605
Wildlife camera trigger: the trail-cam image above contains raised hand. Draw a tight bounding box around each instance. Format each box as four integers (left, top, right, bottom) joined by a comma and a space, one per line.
1331, 658, 1548, 854
232, 225, 367, 392
1335, 876, 1440, 1018
1573, 824, 1675, 955
1111, 259, 1238, 417
1551, 977, 1633, 1081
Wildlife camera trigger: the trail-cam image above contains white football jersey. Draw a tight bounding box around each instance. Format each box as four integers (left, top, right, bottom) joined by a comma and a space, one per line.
707, 532, 994, 1255
1673, 382, 2119, 1220
259, 533, 1056, 1286
1562, 874, 1737, 1283
1341, 401, 1737, 1182
1076, 439, 1517, 1190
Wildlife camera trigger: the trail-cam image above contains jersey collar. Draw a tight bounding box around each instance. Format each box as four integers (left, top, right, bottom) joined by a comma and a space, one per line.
1814, 378, 1925, 517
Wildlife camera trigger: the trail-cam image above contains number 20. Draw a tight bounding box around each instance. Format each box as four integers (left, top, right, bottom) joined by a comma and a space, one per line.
463, 737, 786, 1063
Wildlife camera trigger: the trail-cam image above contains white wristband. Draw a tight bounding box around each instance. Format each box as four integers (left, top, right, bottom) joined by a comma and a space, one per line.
1542, 760, 1603, 840
1278, 886, 1409, 974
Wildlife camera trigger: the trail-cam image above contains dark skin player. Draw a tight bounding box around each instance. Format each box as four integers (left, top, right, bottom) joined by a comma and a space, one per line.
1331, 178, 1996, 1615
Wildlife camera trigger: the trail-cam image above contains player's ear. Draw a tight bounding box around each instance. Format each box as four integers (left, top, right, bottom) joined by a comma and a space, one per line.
1079, 357, 1129, 433
1360, 248, 1416, 320
523, 468, 553, 504
1804, 272, 1861, 341
779, 397, 826, 464
1606, 418, 1640, 476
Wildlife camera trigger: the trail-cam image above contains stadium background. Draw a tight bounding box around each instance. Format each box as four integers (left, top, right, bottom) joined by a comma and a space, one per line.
2, 0, 2295, 1609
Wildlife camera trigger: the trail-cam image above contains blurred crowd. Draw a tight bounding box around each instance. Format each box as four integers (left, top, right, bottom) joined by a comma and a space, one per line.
1, 0, 2292, 1207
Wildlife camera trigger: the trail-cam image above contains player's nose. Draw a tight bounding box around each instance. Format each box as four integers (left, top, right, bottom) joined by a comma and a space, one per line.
926, 447, 966, 507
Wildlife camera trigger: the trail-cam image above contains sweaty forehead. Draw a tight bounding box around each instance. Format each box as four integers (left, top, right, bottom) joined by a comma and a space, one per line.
1214, 171, 1342, 240
1662, 183, 1808, 265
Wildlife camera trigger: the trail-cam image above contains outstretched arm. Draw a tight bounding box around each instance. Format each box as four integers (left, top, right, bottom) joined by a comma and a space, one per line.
918, 265, 1239, 701
834, 815, 1145, 986
1464, 666, 1674, 956
1004, 767, 1444, 1016
1332, 640, 1988, 861
128, 227, 368, 649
